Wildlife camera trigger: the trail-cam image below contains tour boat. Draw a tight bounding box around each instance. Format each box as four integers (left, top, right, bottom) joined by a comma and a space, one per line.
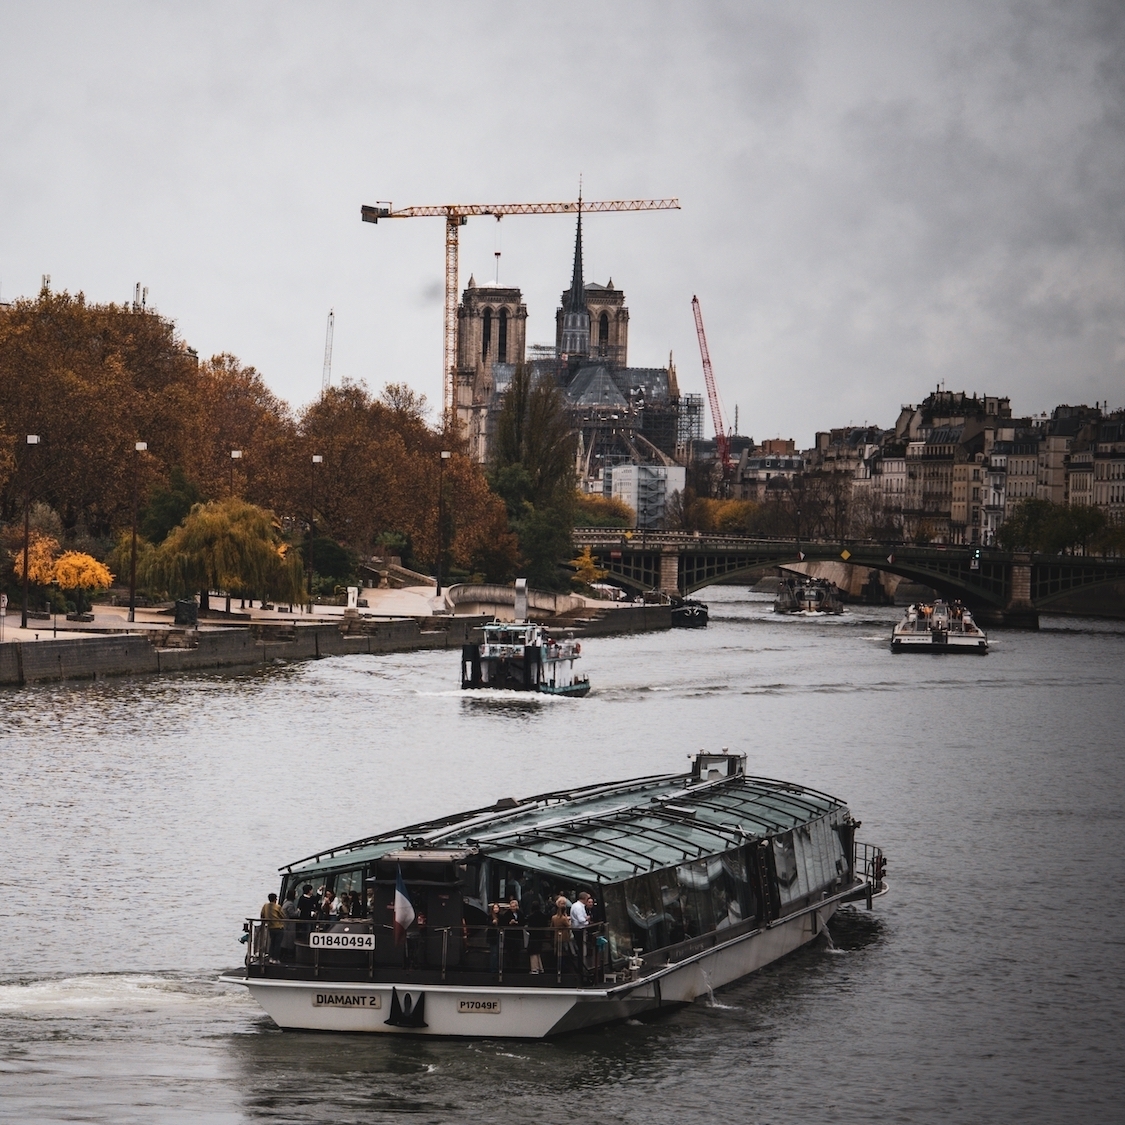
774, 577, 845, 615
460, 619, 590, 696
220, 751, 887, 1038
891, 600, 988, 654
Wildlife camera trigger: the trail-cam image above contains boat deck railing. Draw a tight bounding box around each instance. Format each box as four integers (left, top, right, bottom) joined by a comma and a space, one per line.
854, 840, 887, 904
241, 920, 614, 987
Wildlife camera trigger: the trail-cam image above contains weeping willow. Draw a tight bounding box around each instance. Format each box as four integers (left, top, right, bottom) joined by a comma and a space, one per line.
145, 497, 306, 607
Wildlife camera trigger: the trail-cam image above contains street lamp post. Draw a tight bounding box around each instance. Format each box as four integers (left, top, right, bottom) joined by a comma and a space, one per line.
21, 435, 41, 630
129, 441, 147, 623
435, 450, 451, 597
229, 449, 242, 497
308, 455, 323, 606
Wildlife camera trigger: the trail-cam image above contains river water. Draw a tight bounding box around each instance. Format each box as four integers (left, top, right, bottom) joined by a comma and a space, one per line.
1, 589, 1122, 1124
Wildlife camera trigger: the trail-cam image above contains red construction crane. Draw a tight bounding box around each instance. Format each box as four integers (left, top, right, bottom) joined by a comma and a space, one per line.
691, 295, 732, 479
362, 197, 680, 417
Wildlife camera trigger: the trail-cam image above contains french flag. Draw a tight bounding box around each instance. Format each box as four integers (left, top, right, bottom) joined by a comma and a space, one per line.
393, 866, 415, 945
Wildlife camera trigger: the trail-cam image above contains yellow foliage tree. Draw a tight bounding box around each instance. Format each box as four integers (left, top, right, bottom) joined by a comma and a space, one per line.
570, 546, 608, 588
16, 532, 60, 584
53, 551, 114, 614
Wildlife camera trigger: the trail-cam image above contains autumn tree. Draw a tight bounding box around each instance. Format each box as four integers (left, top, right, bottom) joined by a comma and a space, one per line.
53, 552, 113, 614
570, 546, 608, 589
0, 288, 200, 536
291, 382, 516, 582
574, 493, 633, 528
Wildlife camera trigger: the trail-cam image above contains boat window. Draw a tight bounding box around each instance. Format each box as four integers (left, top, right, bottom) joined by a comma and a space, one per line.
773, 832, 801, 906
675, 860, 716, 938
794, 824, 818, 895
605, 873, 669, 959
332, 868, 365, 899
282, 870, 329, 899
720, 850, 756, 928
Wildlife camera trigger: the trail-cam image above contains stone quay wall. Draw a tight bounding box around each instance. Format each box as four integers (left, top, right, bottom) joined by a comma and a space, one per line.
0, 605, 670, 688
0, 617, 487, 689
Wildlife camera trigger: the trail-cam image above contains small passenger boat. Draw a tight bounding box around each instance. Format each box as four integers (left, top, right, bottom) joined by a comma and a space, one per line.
460, 619, 590, 696
221, 751, 886, 1038
891, 600, 988, 654
774, 576, 844, 615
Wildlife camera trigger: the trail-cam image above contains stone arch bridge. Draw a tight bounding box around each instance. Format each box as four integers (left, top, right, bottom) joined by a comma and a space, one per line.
572, 529, 1125, 628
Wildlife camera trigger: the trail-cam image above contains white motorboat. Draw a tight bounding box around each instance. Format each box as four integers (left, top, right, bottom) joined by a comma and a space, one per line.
891, 600, 989, 654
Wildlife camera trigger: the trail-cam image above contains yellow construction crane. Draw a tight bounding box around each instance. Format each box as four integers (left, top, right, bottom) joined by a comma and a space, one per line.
361, 197, 680, 416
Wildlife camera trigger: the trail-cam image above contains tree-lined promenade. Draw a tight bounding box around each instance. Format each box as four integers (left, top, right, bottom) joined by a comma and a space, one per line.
1, 289, 610, 611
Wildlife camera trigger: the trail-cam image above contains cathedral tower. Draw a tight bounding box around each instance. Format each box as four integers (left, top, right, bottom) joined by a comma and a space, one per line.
555, 208, 629, 365
456, 276, 527, 462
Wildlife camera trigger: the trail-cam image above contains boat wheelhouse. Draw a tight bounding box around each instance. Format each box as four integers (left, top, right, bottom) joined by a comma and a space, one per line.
221, 752, 886, 1038
774, 577, 844, 615
461, 619, 590, 696
891, 600, 988, 654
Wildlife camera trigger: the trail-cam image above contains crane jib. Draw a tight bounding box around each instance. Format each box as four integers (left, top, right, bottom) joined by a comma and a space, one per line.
362, 199, 679, 221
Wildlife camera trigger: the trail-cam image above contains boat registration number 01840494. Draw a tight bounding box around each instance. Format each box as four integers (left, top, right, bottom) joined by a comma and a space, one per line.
309, 932, 375, 949
458, 998, 501, 1014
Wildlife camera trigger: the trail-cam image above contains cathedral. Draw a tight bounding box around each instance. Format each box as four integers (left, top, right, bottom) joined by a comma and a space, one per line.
454, 211, 700, 487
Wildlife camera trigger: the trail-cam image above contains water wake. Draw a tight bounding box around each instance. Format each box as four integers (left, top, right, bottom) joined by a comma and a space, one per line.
0, 973, 245, 1014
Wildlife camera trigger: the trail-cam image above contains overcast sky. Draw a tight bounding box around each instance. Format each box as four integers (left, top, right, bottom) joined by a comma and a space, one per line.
2, 1, 1122, 445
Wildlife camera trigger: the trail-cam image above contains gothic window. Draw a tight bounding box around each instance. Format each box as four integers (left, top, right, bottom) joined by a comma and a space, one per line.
498, 308, 508, 363
599, 311, 609, 350
482, 308, 492, 359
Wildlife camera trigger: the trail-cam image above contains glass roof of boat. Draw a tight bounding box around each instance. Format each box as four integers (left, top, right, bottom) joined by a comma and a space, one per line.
284, 764, 849, 884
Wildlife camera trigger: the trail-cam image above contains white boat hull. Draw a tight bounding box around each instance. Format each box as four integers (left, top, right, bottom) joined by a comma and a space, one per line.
891, 631, 988, 653
221, 902, 839, 1038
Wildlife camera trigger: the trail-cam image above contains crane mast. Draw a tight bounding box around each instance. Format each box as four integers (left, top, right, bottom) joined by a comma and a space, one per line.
361, 197, 680, 418
691, 295, 732, 479
321, 309, 335, 396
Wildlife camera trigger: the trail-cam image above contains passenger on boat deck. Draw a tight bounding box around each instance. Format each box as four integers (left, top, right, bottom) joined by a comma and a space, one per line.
487, 903, 504, 973
570, 891, 592, 972
260, 893, 285, 960
524, 898, 549, 974
551, 897, 573, 965
504, 898, 524, 968
296, 884, 318, 938
280, 890, 299, 960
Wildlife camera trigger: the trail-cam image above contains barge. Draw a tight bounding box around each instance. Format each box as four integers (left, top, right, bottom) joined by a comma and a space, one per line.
221, 751, 886, 1038
670, 595, 709, 628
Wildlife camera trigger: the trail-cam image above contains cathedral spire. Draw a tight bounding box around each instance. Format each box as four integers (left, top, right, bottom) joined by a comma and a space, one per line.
566, 196, 585, 313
